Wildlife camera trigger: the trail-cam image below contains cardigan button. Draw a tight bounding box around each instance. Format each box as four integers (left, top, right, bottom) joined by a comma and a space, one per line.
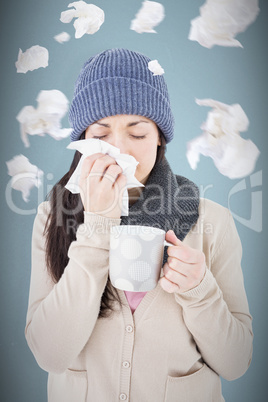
119, 393, 127, 400
122, 361, 130, 369
126, 325, 133, 333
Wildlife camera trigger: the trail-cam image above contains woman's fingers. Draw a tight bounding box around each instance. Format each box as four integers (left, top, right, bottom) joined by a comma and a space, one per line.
165, 230, 204, 265
159, 275, 180, 294
89, 154, 118, 178
163, 262, 186, 282
80, 153, 122, 191
166, 256, 204, 277
161, 263, 193, 293
101, 164, 123, 188
160, 251, 206, 293
79, 153, 127, 219
80, 153, 119, 183
79, 153, 105, 181
167, 243, 203, 264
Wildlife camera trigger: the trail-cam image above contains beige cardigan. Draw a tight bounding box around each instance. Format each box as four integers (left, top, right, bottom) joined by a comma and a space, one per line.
25, 198, 253, 402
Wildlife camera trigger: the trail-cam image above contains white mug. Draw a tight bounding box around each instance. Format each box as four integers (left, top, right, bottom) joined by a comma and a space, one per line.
109, 225, 173, 292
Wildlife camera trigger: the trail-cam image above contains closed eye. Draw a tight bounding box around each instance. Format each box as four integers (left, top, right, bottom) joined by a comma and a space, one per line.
92, 135, 146, 140
130, 135, 146, 140
93, 135, 107, 139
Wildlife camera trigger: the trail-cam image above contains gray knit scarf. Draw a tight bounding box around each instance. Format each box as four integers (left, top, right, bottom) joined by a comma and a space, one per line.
120, 158, 200, 264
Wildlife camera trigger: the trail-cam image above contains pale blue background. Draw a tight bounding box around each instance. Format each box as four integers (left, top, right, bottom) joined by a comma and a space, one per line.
1, 0, 267, 401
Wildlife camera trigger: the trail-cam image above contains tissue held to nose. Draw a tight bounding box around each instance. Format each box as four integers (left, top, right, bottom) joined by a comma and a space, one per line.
66, 114, 162, 216
79, 152, 127, 220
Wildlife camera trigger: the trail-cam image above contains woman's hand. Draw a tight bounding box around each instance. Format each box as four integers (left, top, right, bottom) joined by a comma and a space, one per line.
159, 230, 206, 293
79, 153, 127, 219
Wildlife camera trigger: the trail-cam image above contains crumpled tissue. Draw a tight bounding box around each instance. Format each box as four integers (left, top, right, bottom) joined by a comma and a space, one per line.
65, 139, 144, 216
16, 89, 72, 147
189, 0, 260, 48
186, 98, 260, 179
130, 0, 165, 34
60, 1, 105, 38
54, 32, 71, 43
148, 60, 164, 75
15, 45, 49, 73
6, 155, 43, 202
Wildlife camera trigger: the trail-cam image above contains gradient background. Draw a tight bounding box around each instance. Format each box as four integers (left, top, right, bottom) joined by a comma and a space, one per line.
1, 0, 267, 401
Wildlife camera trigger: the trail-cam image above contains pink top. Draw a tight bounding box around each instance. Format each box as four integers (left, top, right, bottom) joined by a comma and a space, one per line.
124, 291, 147, 314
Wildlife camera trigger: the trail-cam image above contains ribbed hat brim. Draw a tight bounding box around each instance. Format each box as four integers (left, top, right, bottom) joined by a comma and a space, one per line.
69, 77, 174, 143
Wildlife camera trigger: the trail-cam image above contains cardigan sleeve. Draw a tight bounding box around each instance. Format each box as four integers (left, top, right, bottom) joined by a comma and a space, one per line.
25, 201, 121, 374
174, 207, 253, 381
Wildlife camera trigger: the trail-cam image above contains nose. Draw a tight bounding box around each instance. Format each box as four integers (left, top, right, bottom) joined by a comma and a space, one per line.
109, 133, 129, 154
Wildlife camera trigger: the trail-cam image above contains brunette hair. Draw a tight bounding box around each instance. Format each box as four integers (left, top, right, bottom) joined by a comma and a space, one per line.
44, 129, 166, 318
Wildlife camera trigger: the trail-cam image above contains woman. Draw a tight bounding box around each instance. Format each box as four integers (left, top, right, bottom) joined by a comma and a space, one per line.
25, 48, 253, 402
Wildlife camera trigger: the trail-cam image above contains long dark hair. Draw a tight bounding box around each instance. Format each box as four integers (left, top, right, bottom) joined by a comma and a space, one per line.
44, 129, 166, 318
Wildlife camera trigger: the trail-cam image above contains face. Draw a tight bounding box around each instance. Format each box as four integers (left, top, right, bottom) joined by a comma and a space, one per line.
85, 114, 161, 184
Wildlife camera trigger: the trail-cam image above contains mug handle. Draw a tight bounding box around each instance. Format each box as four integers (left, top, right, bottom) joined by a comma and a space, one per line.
164, 240, 174, 247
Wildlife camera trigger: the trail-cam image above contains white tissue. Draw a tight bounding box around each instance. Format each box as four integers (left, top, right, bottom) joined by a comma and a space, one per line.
60, 1, 105, 38
148, 60, 164, 75
15, 45, 49, 73
6, 155, 43, 202
189, 0, 260, 48
16, 90, 72, 147
186, 98, 260, 179
130, 1, 165, 34
65, 139, 144, 216
54, 32, 71, 43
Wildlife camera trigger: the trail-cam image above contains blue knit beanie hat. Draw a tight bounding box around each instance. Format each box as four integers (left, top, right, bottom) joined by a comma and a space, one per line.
69, 48, 174, 143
